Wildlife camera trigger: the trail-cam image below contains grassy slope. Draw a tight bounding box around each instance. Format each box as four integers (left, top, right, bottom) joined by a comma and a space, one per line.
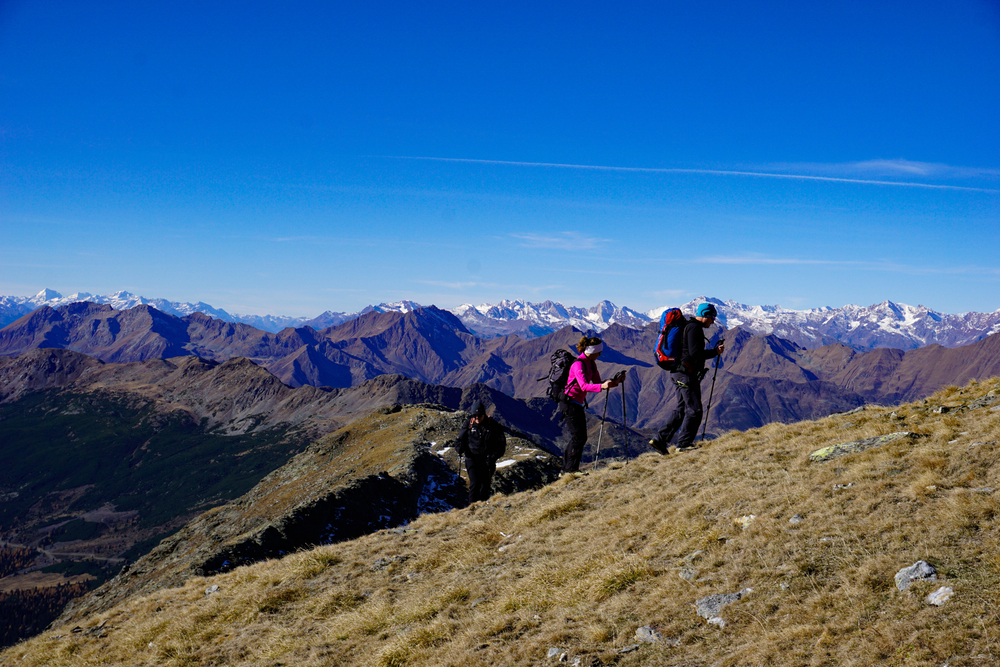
6, 379, 1000, 667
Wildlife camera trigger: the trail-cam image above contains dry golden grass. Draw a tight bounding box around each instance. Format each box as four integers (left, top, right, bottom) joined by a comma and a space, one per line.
5, 378, 1000, 666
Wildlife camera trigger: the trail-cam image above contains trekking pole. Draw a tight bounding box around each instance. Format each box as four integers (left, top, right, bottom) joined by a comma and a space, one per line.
700, 354, 721, 442
620, 382, 629, 463
594, 387, 610, 466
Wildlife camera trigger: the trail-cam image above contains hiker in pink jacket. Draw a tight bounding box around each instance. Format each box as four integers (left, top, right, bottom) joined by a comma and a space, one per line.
560, 335, 624, 473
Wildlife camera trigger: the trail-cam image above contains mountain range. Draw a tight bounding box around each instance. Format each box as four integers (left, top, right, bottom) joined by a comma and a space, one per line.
4, 301, 1000, 439
4, 289, 1000, 351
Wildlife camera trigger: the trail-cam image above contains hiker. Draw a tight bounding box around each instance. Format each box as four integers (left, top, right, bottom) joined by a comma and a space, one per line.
455, 400, 507, 503
560, 335, 625, 473
649, 303, 725, 453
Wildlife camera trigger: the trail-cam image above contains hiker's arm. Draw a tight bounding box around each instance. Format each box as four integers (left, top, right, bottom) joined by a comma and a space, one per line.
455, 424, 470, 456
569, 361, 603, 393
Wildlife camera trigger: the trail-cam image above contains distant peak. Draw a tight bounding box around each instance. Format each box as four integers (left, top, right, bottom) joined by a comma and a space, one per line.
34, 288, 63, 300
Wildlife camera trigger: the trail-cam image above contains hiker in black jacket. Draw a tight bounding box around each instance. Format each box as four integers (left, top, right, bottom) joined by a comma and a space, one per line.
455, 401, 507, 503
649, 303, 725, 453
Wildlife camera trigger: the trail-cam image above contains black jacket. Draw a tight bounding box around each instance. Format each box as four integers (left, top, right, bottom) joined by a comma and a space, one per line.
456, 416, 507, 460
679, 317, 720, 376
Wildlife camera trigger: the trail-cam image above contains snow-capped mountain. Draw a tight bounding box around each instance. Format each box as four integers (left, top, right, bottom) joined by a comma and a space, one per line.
453, 297, 1000, 351
3, 290, 999, 352
0, 290, 237, 328
698, 297, 1000, 352
0, 290, 424, 333
451, 299, 650, 339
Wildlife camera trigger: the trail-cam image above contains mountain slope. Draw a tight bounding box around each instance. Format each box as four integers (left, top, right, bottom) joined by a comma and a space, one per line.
56, 404, 561, 626
7, 377, 1000, 666
0, 352, 575, 648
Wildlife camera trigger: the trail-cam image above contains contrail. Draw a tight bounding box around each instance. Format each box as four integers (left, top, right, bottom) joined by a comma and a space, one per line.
387, 156, 1000, 194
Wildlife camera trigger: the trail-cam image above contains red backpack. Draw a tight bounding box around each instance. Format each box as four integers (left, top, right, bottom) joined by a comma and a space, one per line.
654, 308, 686, 371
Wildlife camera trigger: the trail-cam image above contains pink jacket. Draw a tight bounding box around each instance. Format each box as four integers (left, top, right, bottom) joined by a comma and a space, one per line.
564, 353, 603, 405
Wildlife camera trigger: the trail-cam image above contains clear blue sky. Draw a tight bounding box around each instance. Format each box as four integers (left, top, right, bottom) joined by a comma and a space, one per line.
2, 0, 999, 317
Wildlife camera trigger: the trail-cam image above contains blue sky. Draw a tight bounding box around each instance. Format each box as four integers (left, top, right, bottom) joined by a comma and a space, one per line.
2, 0, 999, 317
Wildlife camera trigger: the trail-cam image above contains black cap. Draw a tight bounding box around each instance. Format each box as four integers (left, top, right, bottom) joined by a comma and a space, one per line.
469, 400, 487, 417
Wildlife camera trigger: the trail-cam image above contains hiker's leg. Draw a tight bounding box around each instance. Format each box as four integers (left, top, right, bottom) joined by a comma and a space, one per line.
675, 380, 704, 448
656, 373, 688, 443
466, 456, 490, 503
561, 402, 587, 472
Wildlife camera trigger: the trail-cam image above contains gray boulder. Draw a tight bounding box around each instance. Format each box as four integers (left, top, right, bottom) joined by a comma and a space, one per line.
895, 560, 937, 592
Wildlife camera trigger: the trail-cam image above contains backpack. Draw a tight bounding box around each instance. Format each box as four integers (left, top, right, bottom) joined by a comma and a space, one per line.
538, 348, 576, 402
655, 308, 687, 371
488, 421, 507, 459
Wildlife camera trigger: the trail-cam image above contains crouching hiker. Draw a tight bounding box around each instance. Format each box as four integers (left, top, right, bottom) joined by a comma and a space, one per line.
561, 336, 625, 473
649, 303, 725, 453
456, 401, 507, 504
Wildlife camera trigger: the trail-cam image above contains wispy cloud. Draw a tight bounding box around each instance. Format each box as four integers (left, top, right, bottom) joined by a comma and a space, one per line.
762, 159, 1000, 181
415, 280, 565, 294
696, 254, 1000, 277
510, 231, 609, 250
417, 280, 487, 290
389, 156, 1000, 193
697, 255, 858, 266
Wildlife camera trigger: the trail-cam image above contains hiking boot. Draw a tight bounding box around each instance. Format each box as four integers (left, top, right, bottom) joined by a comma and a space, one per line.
648, 438, 668, 455
673, 444, 698, 453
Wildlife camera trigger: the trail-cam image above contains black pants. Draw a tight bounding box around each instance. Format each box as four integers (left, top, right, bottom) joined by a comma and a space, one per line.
465, 455, 495, 503
560, 400, 588, 472
656, 372, 703, 448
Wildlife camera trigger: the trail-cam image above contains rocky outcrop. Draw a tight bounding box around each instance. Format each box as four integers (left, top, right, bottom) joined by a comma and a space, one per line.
809, 432, 925, 463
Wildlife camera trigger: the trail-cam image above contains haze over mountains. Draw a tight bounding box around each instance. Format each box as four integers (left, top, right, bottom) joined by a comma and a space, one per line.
4, 289, 1000, 351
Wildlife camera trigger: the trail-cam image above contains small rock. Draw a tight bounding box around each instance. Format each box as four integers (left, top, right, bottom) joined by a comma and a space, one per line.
635, 626, 663, 643
682, 550, 704, 564
708, 617, 726, 628
548, 647, 562, 659
789, 514, 804, 525
617, 644, 641, 654
696, 588, 753, 622
737, 514, 756, 529
205, 585, 220, 595
678, 567, 699, 582
926, 586, 954, 606
895, 560, 937, 592
933, 406, 951, 414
